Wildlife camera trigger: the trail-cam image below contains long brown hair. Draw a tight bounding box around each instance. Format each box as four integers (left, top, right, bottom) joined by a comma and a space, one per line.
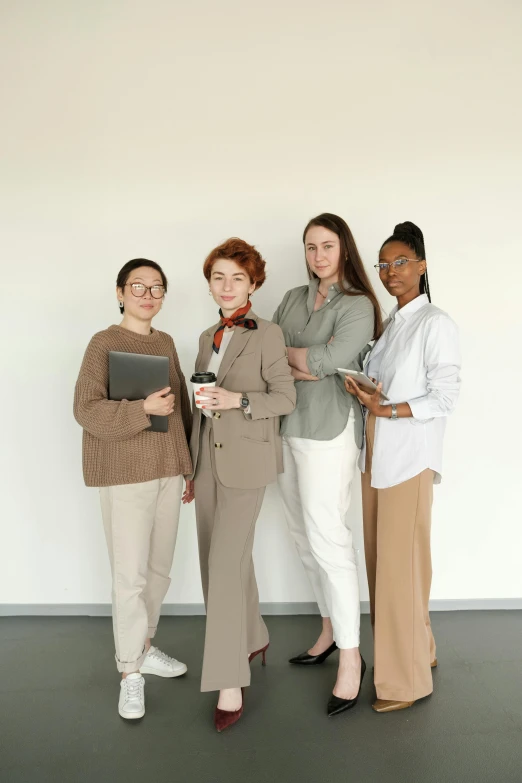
303, 213, 383, 340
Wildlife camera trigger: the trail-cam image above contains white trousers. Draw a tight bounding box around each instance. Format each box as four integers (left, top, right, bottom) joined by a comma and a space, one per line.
99, 475, 183, 673
278, 411, 360, 649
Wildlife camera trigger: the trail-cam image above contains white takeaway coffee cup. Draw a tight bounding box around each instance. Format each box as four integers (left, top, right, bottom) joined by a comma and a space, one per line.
190, 371, 217, 408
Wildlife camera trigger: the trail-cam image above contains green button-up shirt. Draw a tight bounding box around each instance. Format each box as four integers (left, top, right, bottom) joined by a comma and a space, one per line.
272, 279, 375, 443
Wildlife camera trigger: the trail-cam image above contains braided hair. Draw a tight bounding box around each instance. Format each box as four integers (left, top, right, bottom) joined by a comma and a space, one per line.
380, 221, 431, 303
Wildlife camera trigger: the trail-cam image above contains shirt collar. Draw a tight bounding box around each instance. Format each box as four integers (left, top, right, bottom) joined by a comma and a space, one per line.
309, 278, 343, 292
390, 294, 429, 322
307, 278, 343, 313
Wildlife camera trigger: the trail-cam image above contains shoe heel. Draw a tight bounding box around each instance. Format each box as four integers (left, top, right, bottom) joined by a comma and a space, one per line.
249, 643, 269, 665
327, 654, 366, 717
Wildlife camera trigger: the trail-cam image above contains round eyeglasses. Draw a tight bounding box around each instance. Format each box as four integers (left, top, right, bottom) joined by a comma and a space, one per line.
127, 283, 165, 299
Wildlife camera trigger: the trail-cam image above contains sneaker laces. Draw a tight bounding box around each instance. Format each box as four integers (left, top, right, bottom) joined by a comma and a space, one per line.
124, 677, 143, 700
148, 647, 176, 665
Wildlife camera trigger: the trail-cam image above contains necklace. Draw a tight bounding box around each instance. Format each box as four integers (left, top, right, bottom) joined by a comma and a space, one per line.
317, 288, 328, 299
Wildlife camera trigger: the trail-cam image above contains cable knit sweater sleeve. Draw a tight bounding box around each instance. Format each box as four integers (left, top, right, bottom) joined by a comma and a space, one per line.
73, 333, 152, 441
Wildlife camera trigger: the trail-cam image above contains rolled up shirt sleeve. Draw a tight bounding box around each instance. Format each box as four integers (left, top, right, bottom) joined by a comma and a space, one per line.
306, 297, 374, 379
407, 315, 461, 420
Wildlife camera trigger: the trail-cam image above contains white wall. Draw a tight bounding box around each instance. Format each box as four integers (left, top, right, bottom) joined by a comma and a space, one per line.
1, 0, 521, 608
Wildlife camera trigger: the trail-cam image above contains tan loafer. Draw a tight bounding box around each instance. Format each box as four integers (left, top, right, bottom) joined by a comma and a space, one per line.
372, 699, 414, 713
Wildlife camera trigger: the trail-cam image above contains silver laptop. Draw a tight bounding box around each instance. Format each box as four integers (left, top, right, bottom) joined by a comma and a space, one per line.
109, 351, 170, 433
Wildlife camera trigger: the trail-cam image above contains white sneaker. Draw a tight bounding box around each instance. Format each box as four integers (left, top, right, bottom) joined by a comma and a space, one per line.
118, 673, 145, 720
140, 646, 188, 678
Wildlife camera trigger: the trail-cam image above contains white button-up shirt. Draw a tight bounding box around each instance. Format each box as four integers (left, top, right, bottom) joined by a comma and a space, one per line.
360, 294, 461, 489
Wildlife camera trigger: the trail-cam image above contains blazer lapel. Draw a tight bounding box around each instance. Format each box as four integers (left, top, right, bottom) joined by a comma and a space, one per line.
197, 324, 218, 372
216, 311, 259, 385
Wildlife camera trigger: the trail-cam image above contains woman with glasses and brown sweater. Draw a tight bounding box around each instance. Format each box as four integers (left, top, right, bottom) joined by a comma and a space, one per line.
74, 258, 193, 722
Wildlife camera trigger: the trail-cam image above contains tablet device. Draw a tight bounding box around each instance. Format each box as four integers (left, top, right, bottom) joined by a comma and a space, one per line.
336, 368, 390, 401
109, 351, 170, 433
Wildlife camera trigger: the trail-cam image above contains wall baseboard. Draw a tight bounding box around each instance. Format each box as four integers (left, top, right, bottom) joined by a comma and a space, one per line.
1, 599, 521, 617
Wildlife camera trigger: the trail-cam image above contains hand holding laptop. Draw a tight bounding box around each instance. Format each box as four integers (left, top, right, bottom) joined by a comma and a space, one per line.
108, 351, 171, 432
144, 387, 175, 416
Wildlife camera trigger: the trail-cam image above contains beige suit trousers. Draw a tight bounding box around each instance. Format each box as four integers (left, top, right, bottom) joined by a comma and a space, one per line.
362, 415, 436, 702
99, 476, 183, 673
195, 420, 269, 692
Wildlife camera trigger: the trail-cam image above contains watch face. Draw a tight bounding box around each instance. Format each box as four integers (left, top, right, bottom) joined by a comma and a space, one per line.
241, 397, 249, 408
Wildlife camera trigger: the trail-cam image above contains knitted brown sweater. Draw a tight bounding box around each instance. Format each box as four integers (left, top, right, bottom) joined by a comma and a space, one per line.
74, 325, 193, 487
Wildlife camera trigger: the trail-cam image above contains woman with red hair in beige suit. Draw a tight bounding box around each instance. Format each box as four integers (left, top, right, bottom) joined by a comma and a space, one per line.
188, 238, 296, 732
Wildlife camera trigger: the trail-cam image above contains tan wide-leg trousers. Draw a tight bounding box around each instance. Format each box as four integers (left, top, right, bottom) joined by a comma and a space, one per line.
99, 476, 183, 673
362, 415, 436, 702
194, 420, 269, 692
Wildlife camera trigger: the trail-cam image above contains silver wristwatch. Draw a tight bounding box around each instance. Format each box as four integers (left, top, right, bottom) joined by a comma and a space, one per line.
240, 393, 250, 410
390, 403, 398, 420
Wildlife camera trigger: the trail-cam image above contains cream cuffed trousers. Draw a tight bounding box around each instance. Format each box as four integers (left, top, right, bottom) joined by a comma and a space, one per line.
99, 475, 183, 674
277, 410, 361, 649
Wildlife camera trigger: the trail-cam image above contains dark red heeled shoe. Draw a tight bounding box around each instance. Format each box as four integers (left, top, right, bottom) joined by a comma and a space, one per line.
214, 689, 244, 733
248, 643, 269, 665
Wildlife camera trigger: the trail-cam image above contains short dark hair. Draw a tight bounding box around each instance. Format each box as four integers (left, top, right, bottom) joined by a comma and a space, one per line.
116, 258, 168, 313
380, 222, 431, 302
303, 213, 383, 340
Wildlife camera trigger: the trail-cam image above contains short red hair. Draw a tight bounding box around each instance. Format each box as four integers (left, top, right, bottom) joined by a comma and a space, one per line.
203, 238, 266, 290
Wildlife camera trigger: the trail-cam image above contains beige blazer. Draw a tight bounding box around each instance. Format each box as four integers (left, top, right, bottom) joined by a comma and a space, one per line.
189, 312, 296, 489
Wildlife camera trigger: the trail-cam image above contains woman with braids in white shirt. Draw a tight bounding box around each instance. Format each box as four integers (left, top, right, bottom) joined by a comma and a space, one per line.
344, 221, 461, 714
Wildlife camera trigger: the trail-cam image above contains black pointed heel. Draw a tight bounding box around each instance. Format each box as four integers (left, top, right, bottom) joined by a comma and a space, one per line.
327, 656, 366, 717
288, 642, 338, 665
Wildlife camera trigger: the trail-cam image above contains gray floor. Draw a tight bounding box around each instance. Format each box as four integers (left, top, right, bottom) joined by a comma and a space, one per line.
1, 612, 522, 783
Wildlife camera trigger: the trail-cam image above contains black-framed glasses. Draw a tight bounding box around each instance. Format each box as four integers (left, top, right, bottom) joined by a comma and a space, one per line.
127, 283, 165, 299
374, 257, 418, 273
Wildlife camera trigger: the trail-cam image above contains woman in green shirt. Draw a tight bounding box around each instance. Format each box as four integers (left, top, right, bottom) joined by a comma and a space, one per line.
273, 213, 382, 716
